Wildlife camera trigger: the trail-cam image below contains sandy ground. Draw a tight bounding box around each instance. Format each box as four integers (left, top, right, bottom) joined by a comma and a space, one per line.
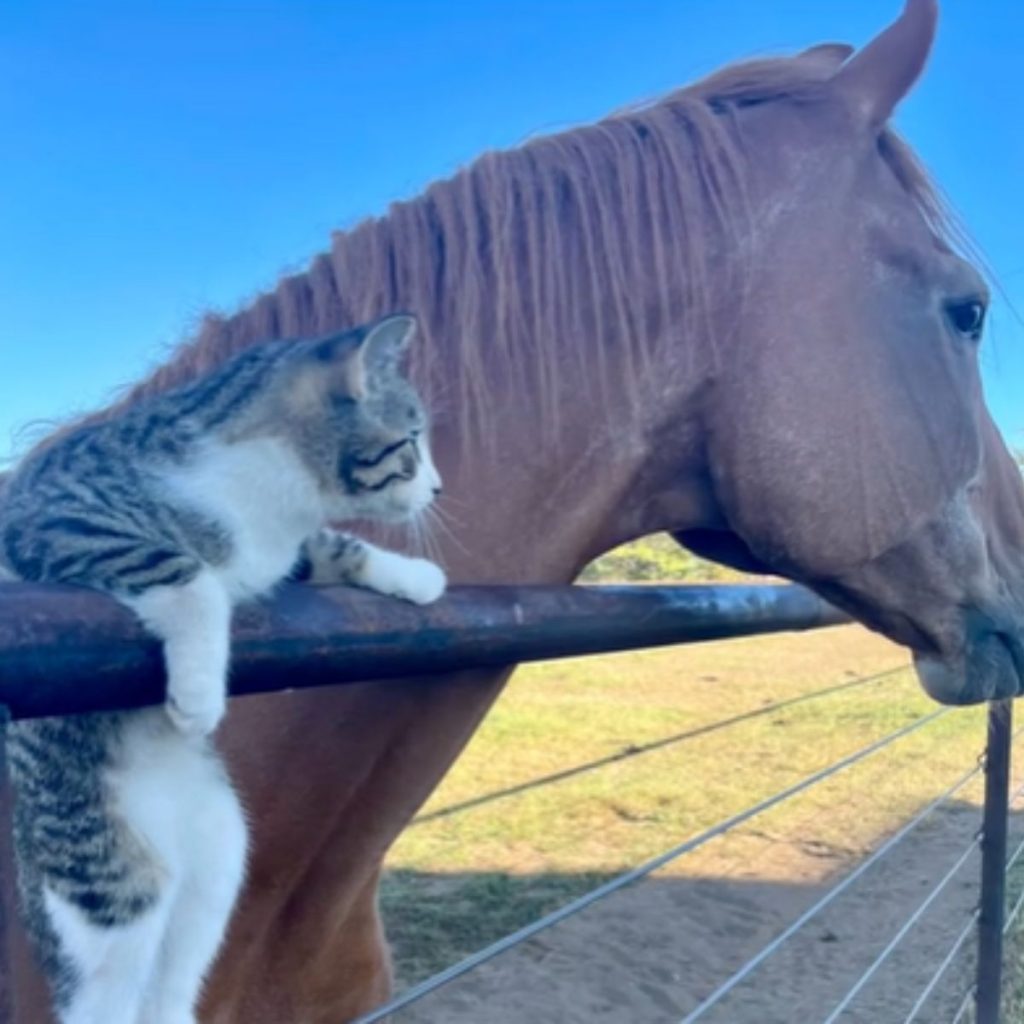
394, 802, 1009, 1024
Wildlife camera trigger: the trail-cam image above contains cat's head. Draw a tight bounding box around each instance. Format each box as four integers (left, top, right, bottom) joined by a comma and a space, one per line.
282, 314, 441, 522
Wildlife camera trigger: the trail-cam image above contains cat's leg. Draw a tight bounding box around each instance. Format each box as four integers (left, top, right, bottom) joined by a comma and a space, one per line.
125, 569, 232, 737
299, 528, 446, 605
138, 752, 247, 1024
9, 714, 173, 1024
46, 885, 173, 1024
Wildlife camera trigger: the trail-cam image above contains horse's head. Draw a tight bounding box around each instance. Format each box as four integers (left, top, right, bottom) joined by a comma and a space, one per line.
672, 0, 1024, 703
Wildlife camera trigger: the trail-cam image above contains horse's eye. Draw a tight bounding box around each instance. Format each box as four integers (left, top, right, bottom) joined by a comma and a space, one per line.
946, 299, 986, 341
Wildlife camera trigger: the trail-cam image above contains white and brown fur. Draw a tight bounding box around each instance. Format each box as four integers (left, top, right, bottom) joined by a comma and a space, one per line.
0, 313, 445, 1024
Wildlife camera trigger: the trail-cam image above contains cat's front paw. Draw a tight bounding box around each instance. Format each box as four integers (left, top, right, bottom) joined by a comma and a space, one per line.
396, 559, 447, 605
165, 688, 226, 737
368, 555, 446, 605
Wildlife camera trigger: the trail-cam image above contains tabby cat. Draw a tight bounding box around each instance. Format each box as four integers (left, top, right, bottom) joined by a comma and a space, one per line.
0, 313, 446, 1024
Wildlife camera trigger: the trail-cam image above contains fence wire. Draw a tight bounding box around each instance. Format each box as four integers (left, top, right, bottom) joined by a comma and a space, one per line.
904, 908, 980, 1024
934, 783, 1024, 1024
413, 665, 907, 826
1004, 869, 1024, 935
823, 833, 982, 1023
680, 742, 991, 1023
355, 707, 946, 1024
358, 666, 1023, 1024
685, 735, 1024, 1024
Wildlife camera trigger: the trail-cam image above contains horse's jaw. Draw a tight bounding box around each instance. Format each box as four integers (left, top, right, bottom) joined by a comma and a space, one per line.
783, 504, 1024, 707
672, 477, 1024, 707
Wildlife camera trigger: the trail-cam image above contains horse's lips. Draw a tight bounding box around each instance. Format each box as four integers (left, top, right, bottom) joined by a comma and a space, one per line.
914, 628, 1023, 706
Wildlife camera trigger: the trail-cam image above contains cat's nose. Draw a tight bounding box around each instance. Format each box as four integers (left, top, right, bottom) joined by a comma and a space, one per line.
432, 485, 443, 498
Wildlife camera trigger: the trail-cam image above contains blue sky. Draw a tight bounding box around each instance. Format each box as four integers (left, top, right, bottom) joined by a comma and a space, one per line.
2, 1, 1022, 462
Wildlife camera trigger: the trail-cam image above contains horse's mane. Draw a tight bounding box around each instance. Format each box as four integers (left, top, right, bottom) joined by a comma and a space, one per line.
41, 48, 959, 450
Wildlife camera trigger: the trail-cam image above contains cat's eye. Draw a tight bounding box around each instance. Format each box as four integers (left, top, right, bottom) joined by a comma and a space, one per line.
946, 298, 986, 342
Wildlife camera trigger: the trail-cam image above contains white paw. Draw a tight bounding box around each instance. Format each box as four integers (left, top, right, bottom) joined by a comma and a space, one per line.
369, 556, 447, 605
397, 559, 447, 605
165, 687, 226, 737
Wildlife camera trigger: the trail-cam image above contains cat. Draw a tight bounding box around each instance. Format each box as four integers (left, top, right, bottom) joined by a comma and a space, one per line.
0, 312, 447, 1024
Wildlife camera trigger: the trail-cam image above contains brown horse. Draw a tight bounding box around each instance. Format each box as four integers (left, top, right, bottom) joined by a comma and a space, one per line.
9, 0, 1024, 1021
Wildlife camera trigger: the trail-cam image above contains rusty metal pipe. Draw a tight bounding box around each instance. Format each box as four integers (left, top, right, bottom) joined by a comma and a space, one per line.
0, 582, 848, 720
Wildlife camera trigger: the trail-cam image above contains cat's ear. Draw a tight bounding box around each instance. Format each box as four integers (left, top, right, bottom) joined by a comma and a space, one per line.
358, 313, 417, 378
301, 332, 366, 400
294, 329, 369, 405
295, 314, 416, 408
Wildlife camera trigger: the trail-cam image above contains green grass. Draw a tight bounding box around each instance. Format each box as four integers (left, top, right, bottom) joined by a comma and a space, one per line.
579, 532, 746, 583
380, 622, 989, 986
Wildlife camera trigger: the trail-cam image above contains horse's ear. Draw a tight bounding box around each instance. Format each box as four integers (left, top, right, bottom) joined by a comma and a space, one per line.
359, 313, 417, 375
828, 0, 938, 128
798, 43, 854, 69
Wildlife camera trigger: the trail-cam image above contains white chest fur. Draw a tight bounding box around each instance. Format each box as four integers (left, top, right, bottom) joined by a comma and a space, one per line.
159, 437, 324, 600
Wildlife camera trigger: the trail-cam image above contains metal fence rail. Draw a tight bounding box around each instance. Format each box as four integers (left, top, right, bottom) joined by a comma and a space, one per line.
0, 581, 846, 719
0, 581, 1017, 1023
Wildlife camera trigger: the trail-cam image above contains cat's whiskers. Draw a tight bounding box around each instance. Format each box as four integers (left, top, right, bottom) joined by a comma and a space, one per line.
422, 503, 469, 558
400, 515, 424, 559
411, 510, 445, 566
432, 491, 471, 511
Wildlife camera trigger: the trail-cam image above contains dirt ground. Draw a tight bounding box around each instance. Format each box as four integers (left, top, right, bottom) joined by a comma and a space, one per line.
395, 800, 1008, 1023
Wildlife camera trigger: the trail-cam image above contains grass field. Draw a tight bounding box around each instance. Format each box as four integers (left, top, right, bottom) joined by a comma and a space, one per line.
379, 617, 993, 991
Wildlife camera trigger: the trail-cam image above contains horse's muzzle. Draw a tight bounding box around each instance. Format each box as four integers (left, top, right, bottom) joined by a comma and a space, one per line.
914, 617, 1024, 705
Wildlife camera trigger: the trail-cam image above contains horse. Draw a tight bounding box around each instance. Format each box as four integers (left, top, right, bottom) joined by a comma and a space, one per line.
7, 0, 1024, 1020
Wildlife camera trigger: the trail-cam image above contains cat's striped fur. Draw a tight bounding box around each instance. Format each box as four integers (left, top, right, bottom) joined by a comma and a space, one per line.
0, 313, 446, 1024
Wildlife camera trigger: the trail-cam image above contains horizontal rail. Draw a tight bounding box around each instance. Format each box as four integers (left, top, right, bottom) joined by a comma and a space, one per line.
0, 581, 847, 720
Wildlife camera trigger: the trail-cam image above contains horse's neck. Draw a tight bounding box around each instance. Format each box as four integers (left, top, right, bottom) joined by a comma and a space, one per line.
429, 351, 716, 585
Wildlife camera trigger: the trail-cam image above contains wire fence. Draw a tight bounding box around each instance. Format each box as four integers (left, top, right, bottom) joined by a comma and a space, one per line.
680, 731, 1001, 1024
915, 811, 1024, 1024
360, 704, 951, 1024
0, 582, 1018, 1023
360, 692, 1020, 1024
411, 665, 908, 827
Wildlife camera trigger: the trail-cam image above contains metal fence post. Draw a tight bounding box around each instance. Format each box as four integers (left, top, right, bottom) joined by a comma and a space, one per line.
976, 698, 1013, 1024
